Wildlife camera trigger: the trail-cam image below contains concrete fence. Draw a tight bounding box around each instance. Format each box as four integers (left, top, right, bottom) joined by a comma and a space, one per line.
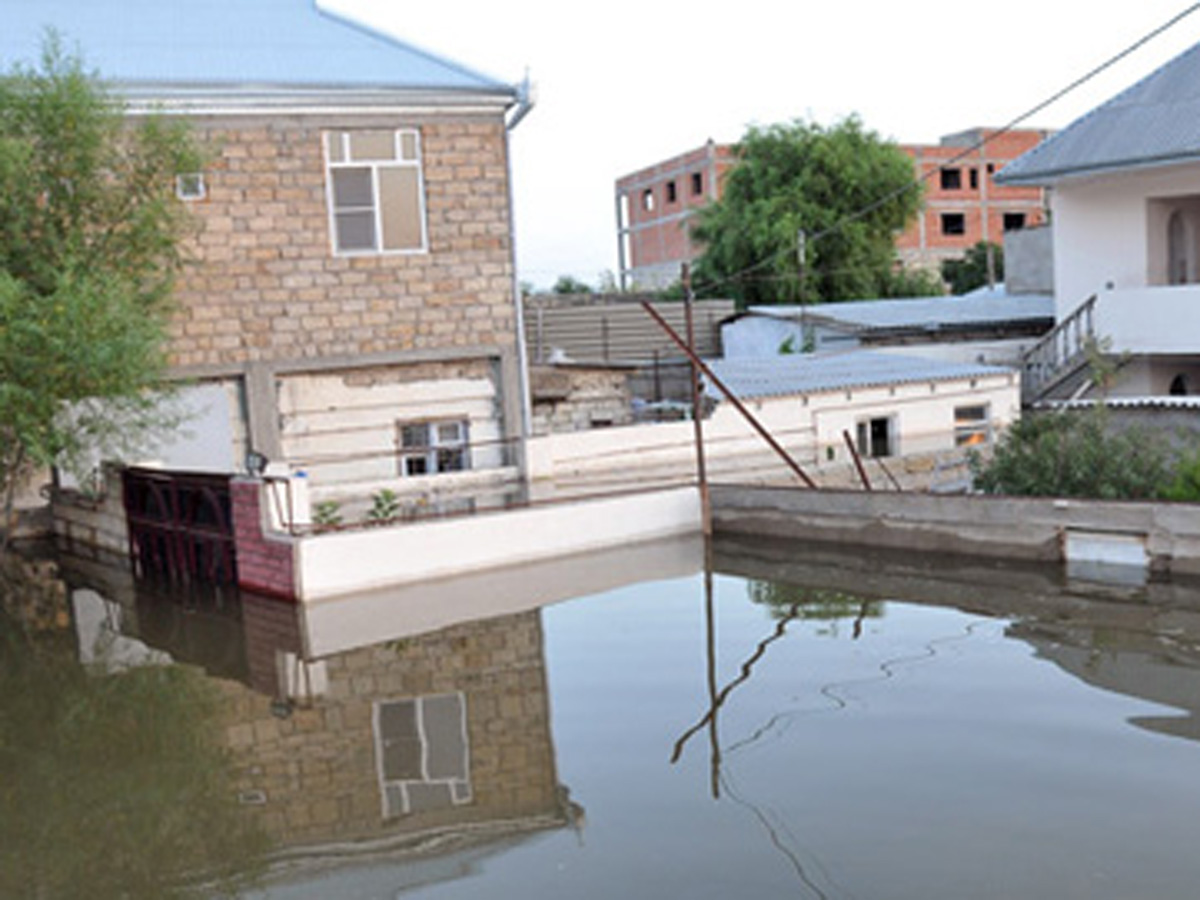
711, 484, 1200, 580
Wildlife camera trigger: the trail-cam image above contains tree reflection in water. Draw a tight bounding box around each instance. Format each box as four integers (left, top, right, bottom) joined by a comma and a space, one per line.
0, 602, 270, 899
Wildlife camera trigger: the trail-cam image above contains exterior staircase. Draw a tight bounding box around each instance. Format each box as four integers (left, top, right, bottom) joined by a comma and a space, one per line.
1020, 295, 1097, 405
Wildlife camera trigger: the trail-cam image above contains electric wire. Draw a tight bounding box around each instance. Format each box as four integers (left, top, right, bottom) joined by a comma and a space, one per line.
690, 3, 1200, 299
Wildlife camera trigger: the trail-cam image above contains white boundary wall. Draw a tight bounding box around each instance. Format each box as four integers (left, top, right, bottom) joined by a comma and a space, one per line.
295, 486, 701, 600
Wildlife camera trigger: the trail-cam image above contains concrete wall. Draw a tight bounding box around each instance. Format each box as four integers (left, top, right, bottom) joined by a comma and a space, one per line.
711, 484, 1200, 578
295, 486, 702, 600
1005, 225, 1054, 295
1052, 163, 1200, 316
525, 371, 1018, 488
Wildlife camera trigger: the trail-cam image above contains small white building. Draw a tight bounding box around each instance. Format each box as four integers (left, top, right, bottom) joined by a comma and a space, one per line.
998, 41, 1200, 402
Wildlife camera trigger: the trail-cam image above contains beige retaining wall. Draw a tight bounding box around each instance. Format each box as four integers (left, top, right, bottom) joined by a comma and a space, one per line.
711, 484, 1200, 578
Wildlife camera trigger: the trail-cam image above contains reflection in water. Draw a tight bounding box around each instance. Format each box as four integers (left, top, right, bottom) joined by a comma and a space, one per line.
12, 530, 1200, 898
0, 600, 269, 899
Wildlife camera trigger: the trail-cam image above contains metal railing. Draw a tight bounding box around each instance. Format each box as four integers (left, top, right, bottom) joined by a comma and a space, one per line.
1021, 294, 1097, 404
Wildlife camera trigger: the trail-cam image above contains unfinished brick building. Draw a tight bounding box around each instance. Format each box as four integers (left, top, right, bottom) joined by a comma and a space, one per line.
615, 128, 1049, 290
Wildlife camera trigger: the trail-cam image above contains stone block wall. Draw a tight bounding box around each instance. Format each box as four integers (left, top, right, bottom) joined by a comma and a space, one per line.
168, 115, 517, 370
221, 608, 563, 849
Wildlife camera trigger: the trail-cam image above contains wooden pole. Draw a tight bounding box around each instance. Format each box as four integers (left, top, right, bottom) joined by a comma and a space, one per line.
682, 263, 712, 535
639, 301, 818, 489
842, 428, 873, 492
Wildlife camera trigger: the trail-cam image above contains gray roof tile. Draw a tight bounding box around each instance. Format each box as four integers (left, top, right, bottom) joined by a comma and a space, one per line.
2, 0, 516, 97
705, 351, 1011, 400
998, 41, 1200, 185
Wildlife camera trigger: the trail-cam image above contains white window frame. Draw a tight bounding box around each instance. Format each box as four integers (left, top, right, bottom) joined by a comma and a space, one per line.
954, 403, 992, 447
374, 693, 472, 818
396, 418, 470, 477
324, 129, 428, 256
175, 172, 206, 201
856, 415, 896, 459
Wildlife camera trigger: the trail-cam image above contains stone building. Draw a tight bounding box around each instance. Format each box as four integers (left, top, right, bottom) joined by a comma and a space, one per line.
614, 128, 1050, 289
4, 0, 534, 502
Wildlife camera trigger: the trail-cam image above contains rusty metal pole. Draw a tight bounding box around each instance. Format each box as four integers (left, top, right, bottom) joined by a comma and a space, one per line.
682, 263, 712, 535
640, 300, 819, 489
842, 429, 873, 492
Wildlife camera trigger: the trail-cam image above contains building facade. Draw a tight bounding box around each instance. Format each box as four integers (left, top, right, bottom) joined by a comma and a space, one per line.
614, 128, 1050, 290
4, 0, 533, 508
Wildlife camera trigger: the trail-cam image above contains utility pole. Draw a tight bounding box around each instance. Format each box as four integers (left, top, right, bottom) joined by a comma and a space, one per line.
682, 262, 711, 535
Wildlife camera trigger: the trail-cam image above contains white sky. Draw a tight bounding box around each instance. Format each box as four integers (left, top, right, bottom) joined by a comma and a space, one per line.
325, 0, 1200, 289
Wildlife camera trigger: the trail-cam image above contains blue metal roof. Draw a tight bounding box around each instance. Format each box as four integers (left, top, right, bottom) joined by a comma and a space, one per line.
749, 292, 1054, 334
998, 41, 1200, 185
706, 351, 1010, 400
1, 0, 516, 97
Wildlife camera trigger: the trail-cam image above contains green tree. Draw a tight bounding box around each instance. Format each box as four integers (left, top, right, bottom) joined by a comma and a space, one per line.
0, 37, 203, 548
941, 240, 1004, 294
552, 274, 593, 294
691, 116, 923, 306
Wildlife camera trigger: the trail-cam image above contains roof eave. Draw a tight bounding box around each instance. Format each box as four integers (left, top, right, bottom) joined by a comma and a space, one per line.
997, 150, 1200, 187
118, 81, 519, 117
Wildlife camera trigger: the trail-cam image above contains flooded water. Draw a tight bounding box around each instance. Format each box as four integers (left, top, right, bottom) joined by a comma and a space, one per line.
7, 534, 1200, 898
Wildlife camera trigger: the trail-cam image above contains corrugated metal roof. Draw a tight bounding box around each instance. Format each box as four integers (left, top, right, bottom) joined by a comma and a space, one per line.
705, 351, 1011, 400
748, 292, 1054, 333
1, 0, 515, 97
997, 41, 1200, 185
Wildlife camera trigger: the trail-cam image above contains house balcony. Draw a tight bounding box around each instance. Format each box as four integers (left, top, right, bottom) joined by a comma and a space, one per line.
1022, 285, 1200, 403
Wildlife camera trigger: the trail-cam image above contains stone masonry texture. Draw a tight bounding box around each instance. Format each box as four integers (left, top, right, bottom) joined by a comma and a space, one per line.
168, 116, 517, 369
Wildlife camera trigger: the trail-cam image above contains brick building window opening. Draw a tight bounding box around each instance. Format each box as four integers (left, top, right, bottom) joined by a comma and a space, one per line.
175, 172, 206, 201
856, 416, 894, 458
691, 172, 703, 195
665, 180, 677, 204
940, 168, 962, 190
954, 404, 991, 447
642, 188, 655, 212
941, 213, 966, 236
374, 694, 472, 818
325, 129, 426, 255
969, 168, 979, 190
397, 420, 469, 477
1003, 212, 1027, 231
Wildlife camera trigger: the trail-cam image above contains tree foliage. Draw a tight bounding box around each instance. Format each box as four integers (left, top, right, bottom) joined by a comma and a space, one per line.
941, 241, 1004, 295
552, 274, 593, 295
0, 37, 203, 541
691, 116, 923, 306
970, 408, 1173, 500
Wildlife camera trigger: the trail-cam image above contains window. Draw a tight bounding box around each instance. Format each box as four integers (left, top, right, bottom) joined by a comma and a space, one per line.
954, 404, 991, 447
175, 173, 205, 201
397, 420, 469, 477
1003, 212, 1026, 231
941, 213, 966, 236
642, 188, 655, 212
691, 172, 703, 195
939, 168, 962, 190
969, 168, 979, 190
325, 129, 426, 254
665, 180, 677, 204
856, 416, 894, 458
374, 693, 471, 818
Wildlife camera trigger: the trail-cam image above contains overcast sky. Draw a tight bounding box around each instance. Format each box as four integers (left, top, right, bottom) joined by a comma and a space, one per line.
325, 0, 1200, 289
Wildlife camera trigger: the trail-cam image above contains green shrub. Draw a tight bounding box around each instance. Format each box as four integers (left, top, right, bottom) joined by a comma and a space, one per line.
970, 408, 1173, 500
366, 488, 401, 522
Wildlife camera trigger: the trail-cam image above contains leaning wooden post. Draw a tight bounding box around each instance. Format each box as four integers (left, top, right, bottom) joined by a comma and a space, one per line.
639, 301, 818, 489
682, 263, 712, 535
842, 428, 873, 492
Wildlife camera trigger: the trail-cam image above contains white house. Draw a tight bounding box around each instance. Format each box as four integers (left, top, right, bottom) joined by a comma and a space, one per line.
998, 41, 1200, 402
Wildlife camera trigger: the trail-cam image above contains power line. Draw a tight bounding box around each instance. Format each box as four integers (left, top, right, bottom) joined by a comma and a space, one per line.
692, 2, 1200, 298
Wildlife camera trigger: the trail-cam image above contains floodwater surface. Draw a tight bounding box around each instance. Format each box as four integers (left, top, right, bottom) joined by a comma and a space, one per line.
7, 536, 1200, 899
